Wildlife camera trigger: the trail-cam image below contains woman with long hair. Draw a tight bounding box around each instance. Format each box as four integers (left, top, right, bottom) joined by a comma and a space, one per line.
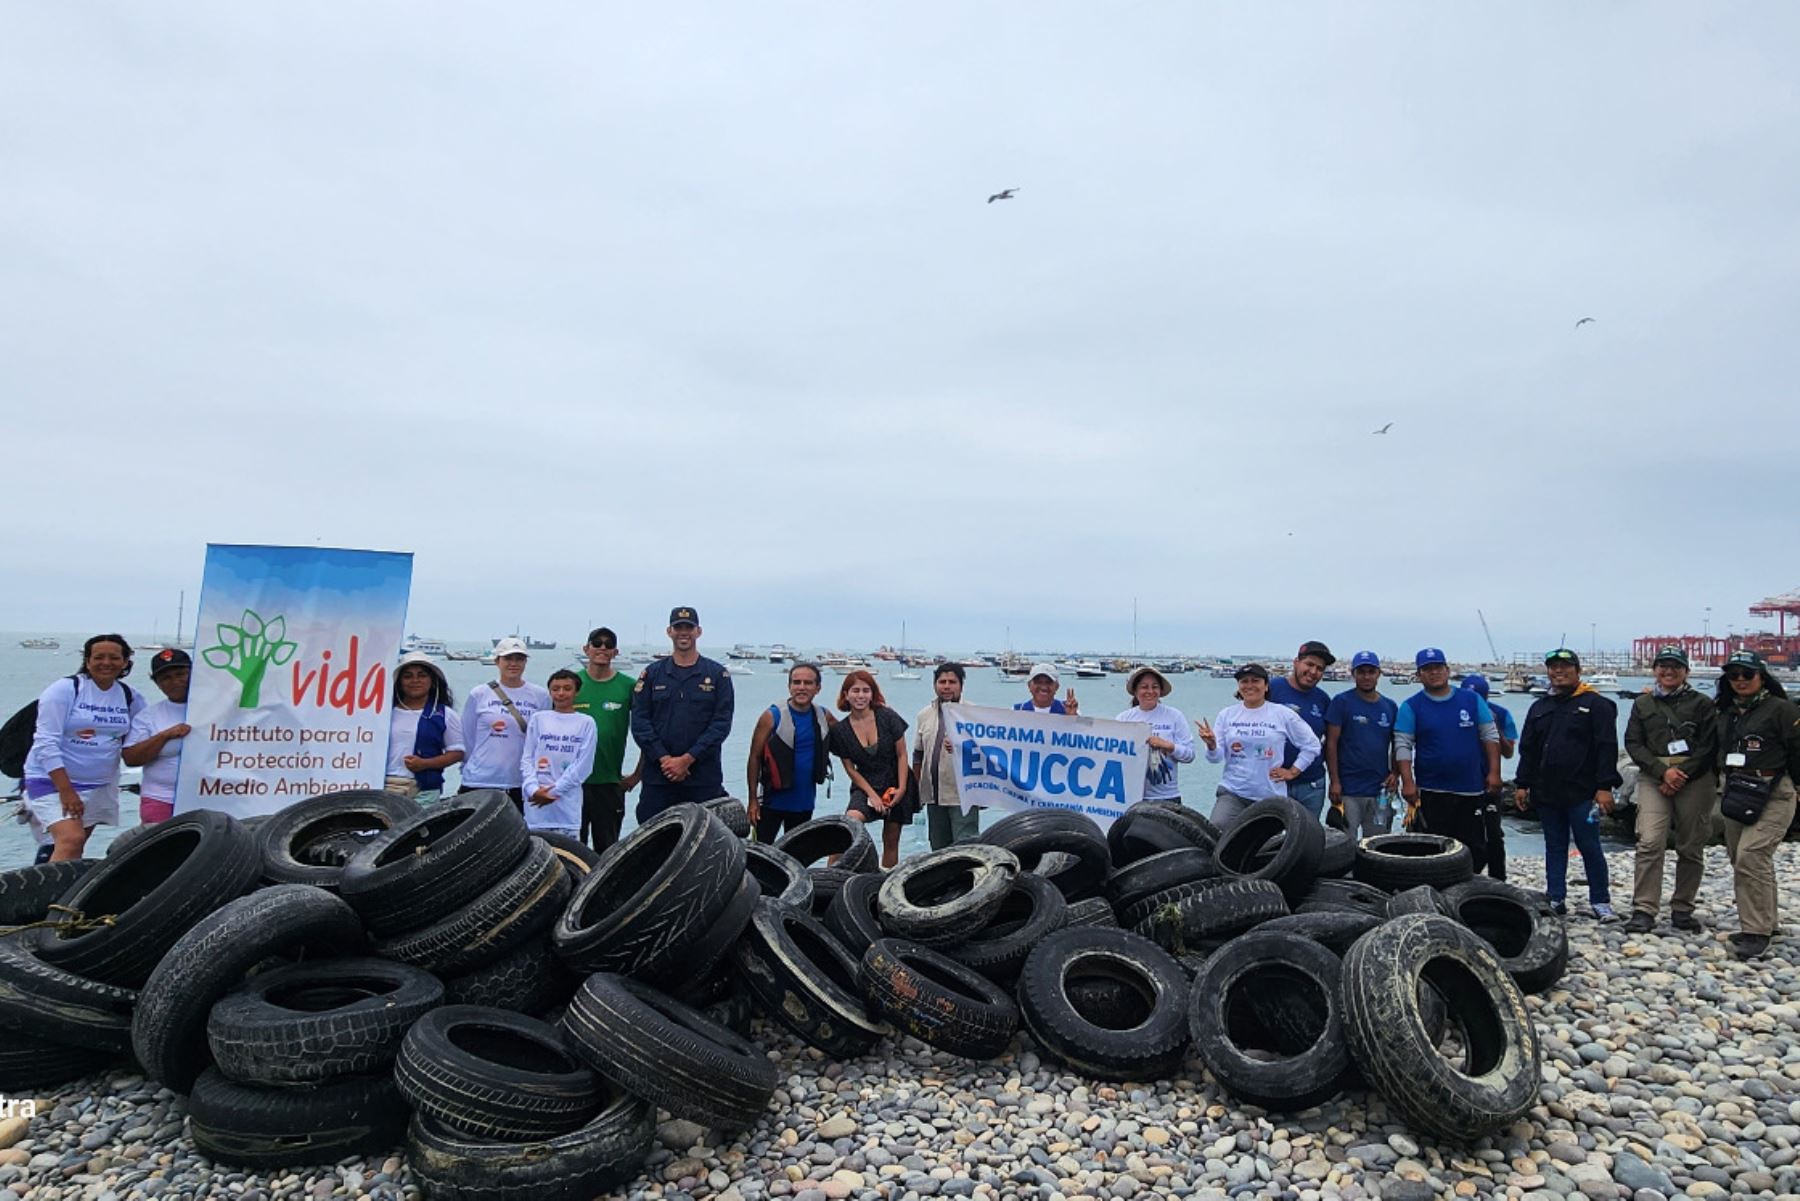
1712, 651, 1800, 960
23, 633, 146, 861
826, 669, 913, 868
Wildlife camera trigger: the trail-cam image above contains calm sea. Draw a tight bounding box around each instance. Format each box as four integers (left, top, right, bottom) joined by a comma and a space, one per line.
0, 633, 1642, 869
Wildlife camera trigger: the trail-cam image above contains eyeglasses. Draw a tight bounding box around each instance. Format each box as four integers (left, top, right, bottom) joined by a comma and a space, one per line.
1724, 668, 1759, 681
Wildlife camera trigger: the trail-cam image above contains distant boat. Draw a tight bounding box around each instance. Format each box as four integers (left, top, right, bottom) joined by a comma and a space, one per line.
445, 648, 485, 661
767, 643, 796, 663
1074, 660, 1107, 679
1586, 672, 1620, 690
727, 663, 755, 676
403, 635, 449, 656
491, 634, 558, 650
727, 644, 765, 661
19, 637, 59, 650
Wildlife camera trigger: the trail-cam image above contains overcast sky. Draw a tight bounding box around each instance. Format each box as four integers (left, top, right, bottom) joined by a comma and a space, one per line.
4, 3, 1796, 660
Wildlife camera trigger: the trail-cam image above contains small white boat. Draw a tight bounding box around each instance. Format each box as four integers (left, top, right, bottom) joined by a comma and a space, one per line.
403, 635, 449, 657
1074, 660, 1107, 679
1586, 672, 1620, 690
727, 663, 755, 676
445, 648, 485, 661
19, 637, 59, 650
891, 668, 922, 680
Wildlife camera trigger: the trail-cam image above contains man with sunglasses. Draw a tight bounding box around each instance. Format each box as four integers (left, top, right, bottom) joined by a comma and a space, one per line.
1622, 645, 1718, 934
573, 626, 642, 851
1516, 649, 1623, 921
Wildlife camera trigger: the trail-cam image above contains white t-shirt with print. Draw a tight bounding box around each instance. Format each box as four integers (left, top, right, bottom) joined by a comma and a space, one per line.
386, 706, 467, 778
460, 682, 551, 788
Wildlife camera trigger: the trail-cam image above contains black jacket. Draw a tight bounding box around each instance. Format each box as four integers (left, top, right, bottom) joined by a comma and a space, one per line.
1517, 686, 1623, 804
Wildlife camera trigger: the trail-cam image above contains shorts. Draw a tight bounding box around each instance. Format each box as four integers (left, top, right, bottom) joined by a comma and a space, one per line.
23, 781, 121, 830
138, 797, 176, 824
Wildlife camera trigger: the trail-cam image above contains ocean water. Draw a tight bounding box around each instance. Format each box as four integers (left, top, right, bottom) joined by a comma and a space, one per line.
0, 633, 1641, 869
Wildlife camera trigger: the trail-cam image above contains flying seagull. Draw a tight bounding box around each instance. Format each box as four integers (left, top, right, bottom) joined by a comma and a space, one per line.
1372, 422, 1394, 435
1575, 317, 1595, 328
986, 188, 1018, 204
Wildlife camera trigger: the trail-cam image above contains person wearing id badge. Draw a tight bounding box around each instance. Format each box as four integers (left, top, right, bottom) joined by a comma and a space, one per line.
1622, 645, 1718, 934
1712, 651, 1800, 961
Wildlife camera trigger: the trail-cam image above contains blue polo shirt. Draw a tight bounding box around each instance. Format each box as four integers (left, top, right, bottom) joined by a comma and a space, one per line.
1269, 677, 1331, 784
1325, 691, 1399, 796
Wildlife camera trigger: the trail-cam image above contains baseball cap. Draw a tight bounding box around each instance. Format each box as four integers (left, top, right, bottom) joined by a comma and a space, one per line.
1725, 650, 1765, 671
1028, 663, 1059, 685
1652, 645, 1690, 667
1233, 663, 1271, 681
1544, 648, 1581, 668
669, 607, 699, 627
149, 647, 192, 679
1414, 647, 1448, 668
1350, 651, 1380, 670
493, 636, 529, 657
1296, 640, 1336, 666
1461, 673, 1491, 697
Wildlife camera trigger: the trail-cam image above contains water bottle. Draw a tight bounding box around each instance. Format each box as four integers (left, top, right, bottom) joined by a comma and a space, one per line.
1586, 803, 1599, 826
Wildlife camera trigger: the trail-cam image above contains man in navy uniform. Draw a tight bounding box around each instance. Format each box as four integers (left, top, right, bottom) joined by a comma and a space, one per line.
630, 606, 736, 821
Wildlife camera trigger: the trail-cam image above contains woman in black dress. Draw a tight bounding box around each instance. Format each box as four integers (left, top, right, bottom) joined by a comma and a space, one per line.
827, 669, 913, 868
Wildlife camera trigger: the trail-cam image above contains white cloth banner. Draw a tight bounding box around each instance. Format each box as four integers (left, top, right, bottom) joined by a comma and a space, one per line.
941, 703, 1148, 829
175, 544, 413, 817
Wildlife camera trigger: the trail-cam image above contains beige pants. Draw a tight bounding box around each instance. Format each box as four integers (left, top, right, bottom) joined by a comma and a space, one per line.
1631, 774, 1717, 917
1722, 774, 1797, 937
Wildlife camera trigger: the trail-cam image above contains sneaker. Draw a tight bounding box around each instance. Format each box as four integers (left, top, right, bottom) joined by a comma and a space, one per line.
1550, 901, 1568, 918
1730, 933, 1771, 961
1591, 903, 1621, 923
1624, 912, 1655, 934
1671, 910, 1702, 932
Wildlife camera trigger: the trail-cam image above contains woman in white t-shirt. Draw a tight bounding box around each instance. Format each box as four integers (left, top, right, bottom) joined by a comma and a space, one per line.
24, 634, 147, 861
386, 651, 465, 803
1115, 666, 1196, 804
1197, 662, 1322, 828
519, 670, 597, 836
122, 647, 195, 824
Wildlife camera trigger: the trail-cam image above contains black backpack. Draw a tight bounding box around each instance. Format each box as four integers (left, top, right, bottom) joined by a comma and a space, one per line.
0, 675, 134, 780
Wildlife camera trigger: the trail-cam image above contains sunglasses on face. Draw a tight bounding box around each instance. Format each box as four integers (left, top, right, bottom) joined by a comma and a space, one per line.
1545, 652, 1577, 663
1725, 668, 1759, 681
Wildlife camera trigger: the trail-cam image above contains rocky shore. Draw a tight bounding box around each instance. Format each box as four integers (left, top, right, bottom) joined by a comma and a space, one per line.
1, 845, 1795, 1201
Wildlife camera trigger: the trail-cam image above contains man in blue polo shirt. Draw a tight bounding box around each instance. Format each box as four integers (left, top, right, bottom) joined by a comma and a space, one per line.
1395, 647, 1502, 863
1325, 651, 1398, 837
1269, 640, 1335, 821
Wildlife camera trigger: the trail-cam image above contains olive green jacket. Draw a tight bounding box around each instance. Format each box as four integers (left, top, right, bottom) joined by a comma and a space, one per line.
1624, 685, 1718, 782
1716, 692, 1800, 781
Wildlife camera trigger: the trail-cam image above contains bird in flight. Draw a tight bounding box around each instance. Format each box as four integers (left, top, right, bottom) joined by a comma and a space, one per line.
987, 188, 1019, 204
1575, 317, 1595, 329
1372, 422, 1394, 435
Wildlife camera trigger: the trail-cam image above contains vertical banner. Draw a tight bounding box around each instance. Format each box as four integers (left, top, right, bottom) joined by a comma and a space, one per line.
175, 544, 413, 817
942, 703, 1148, 828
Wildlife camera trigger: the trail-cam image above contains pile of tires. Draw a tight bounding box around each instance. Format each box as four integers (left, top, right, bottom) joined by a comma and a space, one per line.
0, 791, 1567, 1185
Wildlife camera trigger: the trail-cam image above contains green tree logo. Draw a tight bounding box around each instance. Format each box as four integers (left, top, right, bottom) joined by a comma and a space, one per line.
201, 609, 299, 709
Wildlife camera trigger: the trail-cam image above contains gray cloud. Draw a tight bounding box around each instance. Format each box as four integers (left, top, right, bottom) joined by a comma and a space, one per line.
4, 3, 1795, 659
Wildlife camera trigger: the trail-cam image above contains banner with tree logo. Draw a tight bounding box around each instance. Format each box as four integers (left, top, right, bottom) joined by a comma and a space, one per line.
174, 544, 413, 816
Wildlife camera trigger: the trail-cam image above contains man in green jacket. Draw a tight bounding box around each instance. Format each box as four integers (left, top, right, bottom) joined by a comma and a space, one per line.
1623, 646, 1719, 934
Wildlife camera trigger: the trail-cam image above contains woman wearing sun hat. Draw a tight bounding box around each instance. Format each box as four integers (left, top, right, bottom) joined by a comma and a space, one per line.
1712, 650, 1800, 960
1198, 663, 1322, 828
387, 650, 466, 803
1115, 665, 1195, 805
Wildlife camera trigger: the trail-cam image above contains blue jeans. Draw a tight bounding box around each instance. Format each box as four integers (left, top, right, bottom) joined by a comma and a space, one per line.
1538, 797, 1611, 905
1288, 778, 1328, 820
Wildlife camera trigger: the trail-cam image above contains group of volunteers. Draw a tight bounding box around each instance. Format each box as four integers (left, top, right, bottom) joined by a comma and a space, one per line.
13, 619, 1800, 959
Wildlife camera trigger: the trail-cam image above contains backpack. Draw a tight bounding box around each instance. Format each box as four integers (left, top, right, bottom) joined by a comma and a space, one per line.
0, 675, 135, 780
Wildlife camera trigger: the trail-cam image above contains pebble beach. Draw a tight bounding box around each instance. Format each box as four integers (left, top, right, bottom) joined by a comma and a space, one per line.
0, 846, 1794, 1201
